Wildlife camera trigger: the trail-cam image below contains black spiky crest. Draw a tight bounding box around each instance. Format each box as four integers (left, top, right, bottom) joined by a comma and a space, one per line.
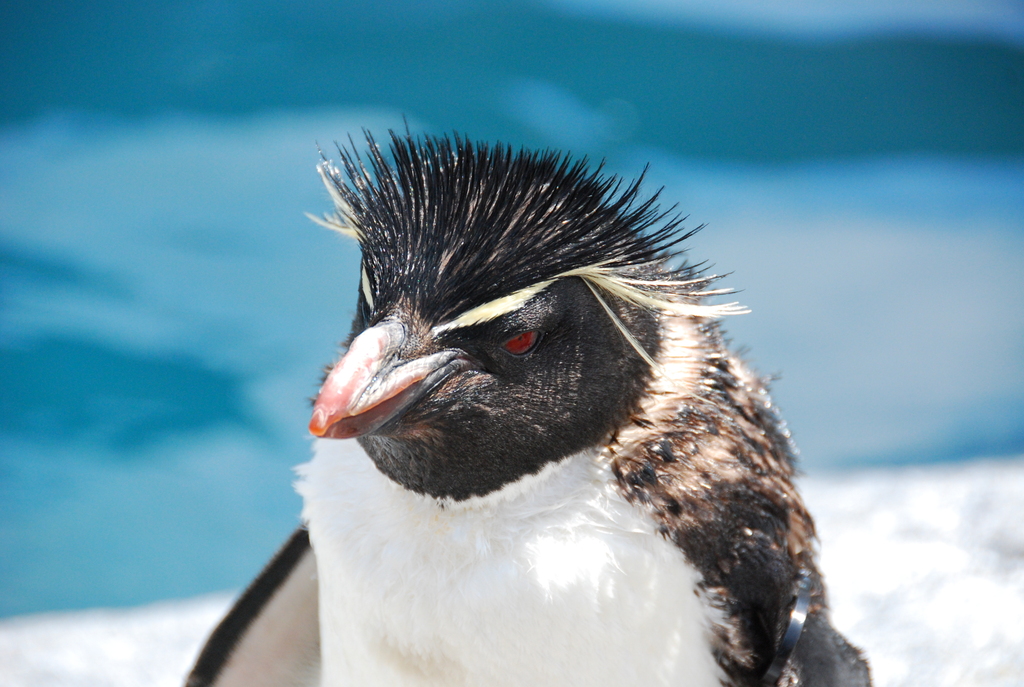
320, 132, 702, 327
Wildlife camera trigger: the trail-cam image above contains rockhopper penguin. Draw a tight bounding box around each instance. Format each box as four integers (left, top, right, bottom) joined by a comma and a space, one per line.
187, 133, 871, 687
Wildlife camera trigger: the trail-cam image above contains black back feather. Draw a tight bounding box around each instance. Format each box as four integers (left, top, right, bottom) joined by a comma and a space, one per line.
322, 132, 699, 326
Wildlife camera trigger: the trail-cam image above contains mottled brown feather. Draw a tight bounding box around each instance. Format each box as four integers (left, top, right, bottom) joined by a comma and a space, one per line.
603, 313, 824, 685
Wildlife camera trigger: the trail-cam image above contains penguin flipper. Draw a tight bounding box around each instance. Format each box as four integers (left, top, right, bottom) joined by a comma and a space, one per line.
185, 527, 321, 687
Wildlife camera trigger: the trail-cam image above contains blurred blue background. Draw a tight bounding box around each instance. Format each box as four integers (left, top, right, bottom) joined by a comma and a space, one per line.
1, 0, 1022, 618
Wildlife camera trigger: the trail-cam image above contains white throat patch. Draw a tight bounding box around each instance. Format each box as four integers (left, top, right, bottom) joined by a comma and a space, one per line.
296, 441, 724, 687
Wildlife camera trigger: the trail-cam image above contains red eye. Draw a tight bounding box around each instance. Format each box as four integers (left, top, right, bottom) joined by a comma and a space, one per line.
503, 330, 539, 355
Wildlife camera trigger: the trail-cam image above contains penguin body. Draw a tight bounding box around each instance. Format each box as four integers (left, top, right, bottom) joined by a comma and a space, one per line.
187, 133, 871, 687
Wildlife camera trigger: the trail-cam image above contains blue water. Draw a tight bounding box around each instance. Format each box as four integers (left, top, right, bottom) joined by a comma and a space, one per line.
1, 0, 1022, 617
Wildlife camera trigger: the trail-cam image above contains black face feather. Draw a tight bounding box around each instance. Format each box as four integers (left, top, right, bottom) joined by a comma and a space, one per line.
357, 277, 659, 500
323, 131, 698, 327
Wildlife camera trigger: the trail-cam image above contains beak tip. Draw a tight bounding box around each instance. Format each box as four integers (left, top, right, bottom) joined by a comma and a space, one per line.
309, 410, 329, 437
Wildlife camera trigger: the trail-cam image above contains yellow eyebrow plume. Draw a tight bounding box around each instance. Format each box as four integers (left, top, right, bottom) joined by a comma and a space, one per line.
432, 264, 748, 341
433, 281, 555, 334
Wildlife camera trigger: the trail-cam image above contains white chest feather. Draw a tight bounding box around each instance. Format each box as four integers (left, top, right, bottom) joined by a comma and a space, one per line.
296, 440, 723, 687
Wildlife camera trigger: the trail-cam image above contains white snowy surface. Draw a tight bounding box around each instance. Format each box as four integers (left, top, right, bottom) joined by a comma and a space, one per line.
0, 593, 232, 687
805, 457, 1024, 687
1, 457, 1022, 687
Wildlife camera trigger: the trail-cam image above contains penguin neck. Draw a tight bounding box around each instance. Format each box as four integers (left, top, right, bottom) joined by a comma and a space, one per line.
602, 312, 810, 546
299, 440, 599, 526
604, 313, 708, 458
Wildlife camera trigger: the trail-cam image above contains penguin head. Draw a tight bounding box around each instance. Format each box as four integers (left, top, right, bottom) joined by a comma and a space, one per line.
308, 133, 719, 501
